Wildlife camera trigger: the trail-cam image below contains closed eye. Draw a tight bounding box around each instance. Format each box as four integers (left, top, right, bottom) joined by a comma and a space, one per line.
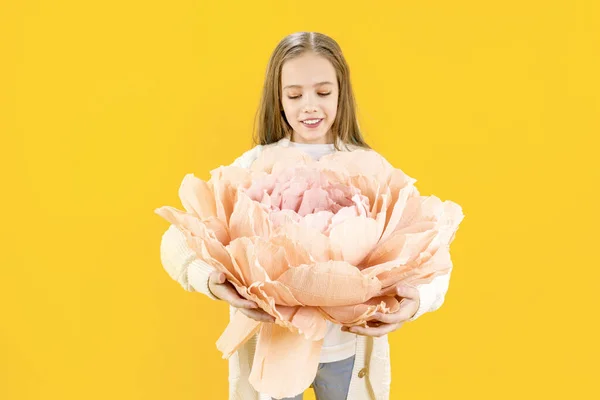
287, 92, 332, 100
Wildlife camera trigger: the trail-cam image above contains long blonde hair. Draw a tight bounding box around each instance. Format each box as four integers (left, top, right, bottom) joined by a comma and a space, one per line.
252, 32, 371, 151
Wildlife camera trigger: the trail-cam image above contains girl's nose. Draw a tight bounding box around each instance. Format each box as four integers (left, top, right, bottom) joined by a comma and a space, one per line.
303, 104, 317, 113
301, 93, 320, 112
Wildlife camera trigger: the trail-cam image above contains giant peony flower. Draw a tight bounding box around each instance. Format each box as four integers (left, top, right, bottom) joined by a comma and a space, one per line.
155, 146, 464, 398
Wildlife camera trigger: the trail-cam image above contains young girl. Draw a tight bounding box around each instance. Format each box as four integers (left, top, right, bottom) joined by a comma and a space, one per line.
160, 31, 452, 400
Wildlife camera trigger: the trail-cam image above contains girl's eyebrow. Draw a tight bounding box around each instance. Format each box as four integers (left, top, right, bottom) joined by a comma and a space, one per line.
283, 81, 334, 90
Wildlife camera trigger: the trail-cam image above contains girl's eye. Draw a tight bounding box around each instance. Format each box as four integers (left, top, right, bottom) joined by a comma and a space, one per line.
287, 92, 331, 100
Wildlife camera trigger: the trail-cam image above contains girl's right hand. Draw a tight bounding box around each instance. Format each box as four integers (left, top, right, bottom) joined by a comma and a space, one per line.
208, 271, 276, 323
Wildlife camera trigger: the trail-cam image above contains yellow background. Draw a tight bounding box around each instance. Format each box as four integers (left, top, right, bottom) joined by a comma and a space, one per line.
1, 1, 598, 399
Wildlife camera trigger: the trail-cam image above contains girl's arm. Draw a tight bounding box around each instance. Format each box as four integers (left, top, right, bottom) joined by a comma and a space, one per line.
160, 224, 220, 300
158, 145, 264, 300
408, 271, 452, 321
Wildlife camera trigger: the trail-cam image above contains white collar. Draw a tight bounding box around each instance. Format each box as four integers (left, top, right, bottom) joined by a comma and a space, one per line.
277, 136, 351, 151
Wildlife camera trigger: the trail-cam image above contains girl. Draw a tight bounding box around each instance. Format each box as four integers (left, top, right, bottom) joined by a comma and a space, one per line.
160, 32, 452, 400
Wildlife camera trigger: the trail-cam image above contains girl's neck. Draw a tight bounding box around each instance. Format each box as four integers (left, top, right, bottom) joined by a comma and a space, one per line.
289, 132, 335, 145
289, 141, 335, 147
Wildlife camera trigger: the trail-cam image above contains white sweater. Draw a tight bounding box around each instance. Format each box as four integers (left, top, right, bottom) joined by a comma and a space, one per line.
159, 137, 452, 399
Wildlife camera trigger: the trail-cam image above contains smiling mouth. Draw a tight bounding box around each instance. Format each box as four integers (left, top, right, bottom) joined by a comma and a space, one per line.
301, 118, 323, 127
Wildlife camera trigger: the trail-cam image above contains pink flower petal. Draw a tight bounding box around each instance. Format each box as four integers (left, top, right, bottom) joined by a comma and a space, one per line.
269, 235, 314, 267
203, 216, 230, 244
276, 261, 381, 306
364, 222, 437, 267
280, 179, 308, 212
178, 173, 217, 219
328, 217, 380, 266
320, 295, 401, 325
286, 306, 328, 340
273, 219, 332, 262
319, 149, 394, 180
216, 311, 262, 359
229, 191, 271, 240
249, 323, 323, 399
227, 238, 269, 285
252, 282, 303, 307
299, 210, 334, 234
250, 146, 314, 174
377, 244, 453, 287
297, 187, 330, 216
211, 180, 237, 227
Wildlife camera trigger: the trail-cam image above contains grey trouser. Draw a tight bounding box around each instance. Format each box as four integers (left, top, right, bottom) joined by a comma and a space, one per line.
272, 354, 356, 400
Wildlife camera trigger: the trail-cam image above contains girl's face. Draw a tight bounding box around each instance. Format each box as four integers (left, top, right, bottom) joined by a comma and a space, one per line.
281, 52, 339, 144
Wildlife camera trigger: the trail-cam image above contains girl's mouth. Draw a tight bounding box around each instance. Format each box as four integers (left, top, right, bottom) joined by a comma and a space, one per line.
301, 118, 323, 129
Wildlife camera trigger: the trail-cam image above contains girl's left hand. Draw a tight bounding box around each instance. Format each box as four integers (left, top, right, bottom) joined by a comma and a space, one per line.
341, 284, 420, 338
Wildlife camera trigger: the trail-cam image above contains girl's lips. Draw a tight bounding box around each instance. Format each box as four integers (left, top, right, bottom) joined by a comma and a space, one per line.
301, 119, 323, 129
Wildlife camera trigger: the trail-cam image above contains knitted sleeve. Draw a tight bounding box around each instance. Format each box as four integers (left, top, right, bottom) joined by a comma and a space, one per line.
408, 271, 453, 321
158, 145, 263, 300
159, 224, 220, 300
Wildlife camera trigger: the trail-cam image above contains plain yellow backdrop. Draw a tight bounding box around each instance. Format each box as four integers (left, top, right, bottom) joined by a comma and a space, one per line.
1, 1, 599, 399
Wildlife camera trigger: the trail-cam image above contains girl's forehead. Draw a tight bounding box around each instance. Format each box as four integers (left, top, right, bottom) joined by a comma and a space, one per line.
282, 81, 335, 90
281, 54, 337, 87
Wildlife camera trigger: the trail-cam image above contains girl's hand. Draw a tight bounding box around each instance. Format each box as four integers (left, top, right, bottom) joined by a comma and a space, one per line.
341, 284, 420, 337
208, 272, 276, 323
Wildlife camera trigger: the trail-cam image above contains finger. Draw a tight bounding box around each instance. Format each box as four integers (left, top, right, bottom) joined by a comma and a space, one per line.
396, 284, 419, 301
368, 301, 419, 324
368, 312, 401, 324
366, 312, 390, 322
240, 308, 276, 323
349, 322, 403, 338
209, 271, 226, 285
212, 282, 258, 309
208, 272, 258, 308
222, 289, 259, 309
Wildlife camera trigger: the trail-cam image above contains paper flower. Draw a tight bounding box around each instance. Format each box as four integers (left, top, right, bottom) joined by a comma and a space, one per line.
155, 146, 464, 398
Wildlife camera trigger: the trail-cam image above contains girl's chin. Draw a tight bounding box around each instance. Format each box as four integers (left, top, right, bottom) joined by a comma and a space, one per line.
292, 131, 330, 144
